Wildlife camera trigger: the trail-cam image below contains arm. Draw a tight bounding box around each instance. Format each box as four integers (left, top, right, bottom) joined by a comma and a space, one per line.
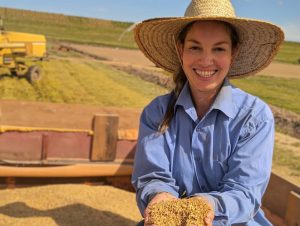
196, 108, 275, 225
131, 100, 179, 215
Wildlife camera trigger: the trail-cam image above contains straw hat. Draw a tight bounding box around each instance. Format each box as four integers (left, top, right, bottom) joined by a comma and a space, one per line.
134, 0, 285, 78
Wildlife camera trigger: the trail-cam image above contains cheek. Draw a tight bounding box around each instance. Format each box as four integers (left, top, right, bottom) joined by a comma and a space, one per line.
217, 55, 232, 69
182, 52, 196, 66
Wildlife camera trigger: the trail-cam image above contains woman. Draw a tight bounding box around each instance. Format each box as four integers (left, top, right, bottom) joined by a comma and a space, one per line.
132, 0, 284, 225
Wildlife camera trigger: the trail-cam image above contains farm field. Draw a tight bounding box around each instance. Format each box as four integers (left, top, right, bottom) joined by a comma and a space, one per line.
0, 6, 299, 226
1, 41, 300, 185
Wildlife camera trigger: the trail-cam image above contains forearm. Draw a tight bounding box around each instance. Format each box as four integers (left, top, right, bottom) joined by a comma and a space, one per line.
194, 185, 262, 225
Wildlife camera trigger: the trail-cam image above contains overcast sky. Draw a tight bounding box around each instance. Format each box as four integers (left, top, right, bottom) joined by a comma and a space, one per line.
0, 0, 299, 42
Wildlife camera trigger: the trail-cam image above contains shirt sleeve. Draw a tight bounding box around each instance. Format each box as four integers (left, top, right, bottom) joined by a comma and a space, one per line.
131, 98, 179, 215
195, 106, 275, 225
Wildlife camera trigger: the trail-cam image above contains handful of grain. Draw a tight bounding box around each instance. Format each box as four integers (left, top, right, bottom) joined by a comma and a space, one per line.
147, 198, 212, 226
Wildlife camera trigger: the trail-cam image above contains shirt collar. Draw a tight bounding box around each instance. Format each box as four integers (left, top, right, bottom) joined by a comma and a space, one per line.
175, 78, 234, 120
211, 78, 234, 118
175, 82, 198, 121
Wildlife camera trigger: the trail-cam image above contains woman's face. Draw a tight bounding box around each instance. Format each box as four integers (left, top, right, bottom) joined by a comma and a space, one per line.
178, 21, 234, 95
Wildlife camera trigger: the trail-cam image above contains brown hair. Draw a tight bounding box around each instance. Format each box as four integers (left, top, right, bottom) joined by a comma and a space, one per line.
158, 21, 239, 132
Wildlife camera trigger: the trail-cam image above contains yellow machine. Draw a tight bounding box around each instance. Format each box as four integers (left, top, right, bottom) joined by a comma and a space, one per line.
0, 29, 46, 82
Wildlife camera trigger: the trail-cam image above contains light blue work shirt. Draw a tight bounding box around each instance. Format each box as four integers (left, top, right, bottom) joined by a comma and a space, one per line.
132, 79, 274, 225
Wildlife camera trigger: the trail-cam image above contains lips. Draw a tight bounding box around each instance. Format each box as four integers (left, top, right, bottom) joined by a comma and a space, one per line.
194, 69, 217, 77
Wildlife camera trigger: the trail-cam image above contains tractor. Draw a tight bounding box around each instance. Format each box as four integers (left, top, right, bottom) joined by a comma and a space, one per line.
0, 19, 46, 82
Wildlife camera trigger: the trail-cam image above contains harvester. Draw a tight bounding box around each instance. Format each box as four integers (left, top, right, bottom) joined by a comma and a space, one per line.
0, 19, 46, 82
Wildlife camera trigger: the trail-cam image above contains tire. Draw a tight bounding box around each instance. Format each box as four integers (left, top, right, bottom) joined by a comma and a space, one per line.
26, 65, 42, 83
10, 69, 18, 77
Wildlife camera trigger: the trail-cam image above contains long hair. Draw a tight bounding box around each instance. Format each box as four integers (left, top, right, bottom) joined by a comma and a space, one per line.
158, 21, 239, 133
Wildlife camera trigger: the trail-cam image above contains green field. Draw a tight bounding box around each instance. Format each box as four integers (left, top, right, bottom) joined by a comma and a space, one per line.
276, 41, 300, 64
0, 7, 136, 49
0, 57, 168, 108
231, 75, 300, 115
1, 7, 300, 64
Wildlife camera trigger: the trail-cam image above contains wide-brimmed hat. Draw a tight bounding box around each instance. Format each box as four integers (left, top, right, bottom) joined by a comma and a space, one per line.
134, 0, 285, 78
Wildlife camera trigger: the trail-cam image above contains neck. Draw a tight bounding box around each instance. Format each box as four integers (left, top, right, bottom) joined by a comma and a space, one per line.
190, 87, 221, 119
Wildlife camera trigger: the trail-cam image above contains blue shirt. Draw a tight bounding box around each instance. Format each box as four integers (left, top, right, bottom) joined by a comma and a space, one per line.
132, 79, 274, 226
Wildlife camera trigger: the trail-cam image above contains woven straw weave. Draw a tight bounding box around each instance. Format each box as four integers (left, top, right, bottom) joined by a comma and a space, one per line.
135, 0, 284, 78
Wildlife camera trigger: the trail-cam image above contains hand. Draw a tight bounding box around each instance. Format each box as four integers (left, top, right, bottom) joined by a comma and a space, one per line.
190, 196, 214, 226
204, 210, 214, 226
144, 192, 177, 226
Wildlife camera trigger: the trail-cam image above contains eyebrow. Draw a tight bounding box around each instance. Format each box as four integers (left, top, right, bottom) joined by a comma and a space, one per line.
186, 39, 230, 45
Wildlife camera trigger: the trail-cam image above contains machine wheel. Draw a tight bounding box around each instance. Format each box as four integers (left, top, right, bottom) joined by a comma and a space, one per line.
10, 69, 18, 76
26, 65, 42, 82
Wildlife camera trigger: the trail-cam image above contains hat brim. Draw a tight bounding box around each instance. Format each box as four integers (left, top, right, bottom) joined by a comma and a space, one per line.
134, 16, 284, 78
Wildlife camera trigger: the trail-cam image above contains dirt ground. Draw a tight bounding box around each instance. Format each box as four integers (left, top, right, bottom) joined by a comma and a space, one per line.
65, 43, 300, 79
0, 100, 141, 130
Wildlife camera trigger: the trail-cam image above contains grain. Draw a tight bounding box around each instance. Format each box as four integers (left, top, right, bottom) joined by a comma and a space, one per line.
0, 184, 142, 226
147, 198, 212, 226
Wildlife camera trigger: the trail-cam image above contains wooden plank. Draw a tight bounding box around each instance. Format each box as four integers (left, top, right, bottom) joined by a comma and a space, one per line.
91, 114, 119, 161
285, 191, 300, 226
0, 132, 42, 161
263, 172, 300, 218
46, 132, 91, 160
0, 162, 133, 177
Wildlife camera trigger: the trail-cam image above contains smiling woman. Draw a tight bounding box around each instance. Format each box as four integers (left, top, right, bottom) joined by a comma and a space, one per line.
131, 0, 284, 225
176, 21, 237, 119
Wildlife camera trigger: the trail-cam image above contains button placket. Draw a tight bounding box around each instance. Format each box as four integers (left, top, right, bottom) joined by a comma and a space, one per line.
191, 124, 207, 192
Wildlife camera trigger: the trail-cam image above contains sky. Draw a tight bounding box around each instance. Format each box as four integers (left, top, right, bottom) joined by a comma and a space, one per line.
0, 0, 299, 42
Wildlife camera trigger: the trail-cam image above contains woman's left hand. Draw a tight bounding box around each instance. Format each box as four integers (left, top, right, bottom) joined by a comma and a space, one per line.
190, 196, 215, 226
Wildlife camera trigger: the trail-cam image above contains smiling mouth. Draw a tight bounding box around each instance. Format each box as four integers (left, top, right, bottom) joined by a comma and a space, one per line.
194, 69, 218, 78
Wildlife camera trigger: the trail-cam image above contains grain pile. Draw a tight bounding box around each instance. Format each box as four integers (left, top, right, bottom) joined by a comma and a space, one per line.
147, 198, 212, 226
0, 184, 142, 226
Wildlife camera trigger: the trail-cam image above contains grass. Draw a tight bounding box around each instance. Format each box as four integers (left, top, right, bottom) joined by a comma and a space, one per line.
276, 41, 300, 64
273, 145, 300, 178
231, 75, 300, 115
0, 57, 168, 108
0, 7, 136, 49
1, 7, 300, 64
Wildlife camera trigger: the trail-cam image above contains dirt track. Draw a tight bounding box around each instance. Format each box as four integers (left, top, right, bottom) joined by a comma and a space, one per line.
65, 43, 300, 79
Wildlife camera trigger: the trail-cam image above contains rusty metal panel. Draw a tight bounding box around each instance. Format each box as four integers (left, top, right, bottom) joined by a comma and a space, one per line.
116, 140, 136, 160
45, 132, 91, 159
0, 132, 42, 161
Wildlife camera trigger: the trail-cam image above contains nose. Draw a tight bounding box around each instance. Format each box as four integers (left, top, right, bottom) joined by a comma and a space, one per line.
199, 50, 213, 66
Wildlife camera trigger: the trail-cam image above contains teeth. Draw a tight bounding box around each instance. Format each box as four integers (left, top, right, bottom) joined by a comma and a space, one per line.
194, 70, 216, 77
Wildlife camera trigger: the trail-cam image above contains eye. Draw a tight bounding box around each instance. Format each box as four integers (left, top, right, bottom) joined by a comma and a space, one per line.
189, 46, 201, 51
214, 47, 226, 52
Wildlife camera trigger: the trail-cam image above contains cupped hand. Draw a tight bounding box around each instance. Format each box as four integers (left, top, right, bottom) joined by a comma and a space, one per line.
144, 192, 177, 226
190, 196, 215, 226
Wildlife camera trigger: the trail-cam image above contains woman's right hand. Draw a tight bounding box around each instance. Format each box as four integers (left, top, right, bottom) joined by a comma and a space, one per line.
144, 192, 177, 226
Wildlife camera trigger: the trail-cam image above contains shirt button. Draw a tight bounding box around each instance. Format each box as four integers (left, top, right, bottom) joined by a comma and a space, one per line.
196, 127, 201, 132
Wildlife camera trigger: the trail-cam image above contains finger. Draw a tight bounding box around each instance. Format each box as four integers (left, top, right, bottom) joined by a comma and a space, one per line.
206, 211, 214, 221
204, 211, 214, 226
